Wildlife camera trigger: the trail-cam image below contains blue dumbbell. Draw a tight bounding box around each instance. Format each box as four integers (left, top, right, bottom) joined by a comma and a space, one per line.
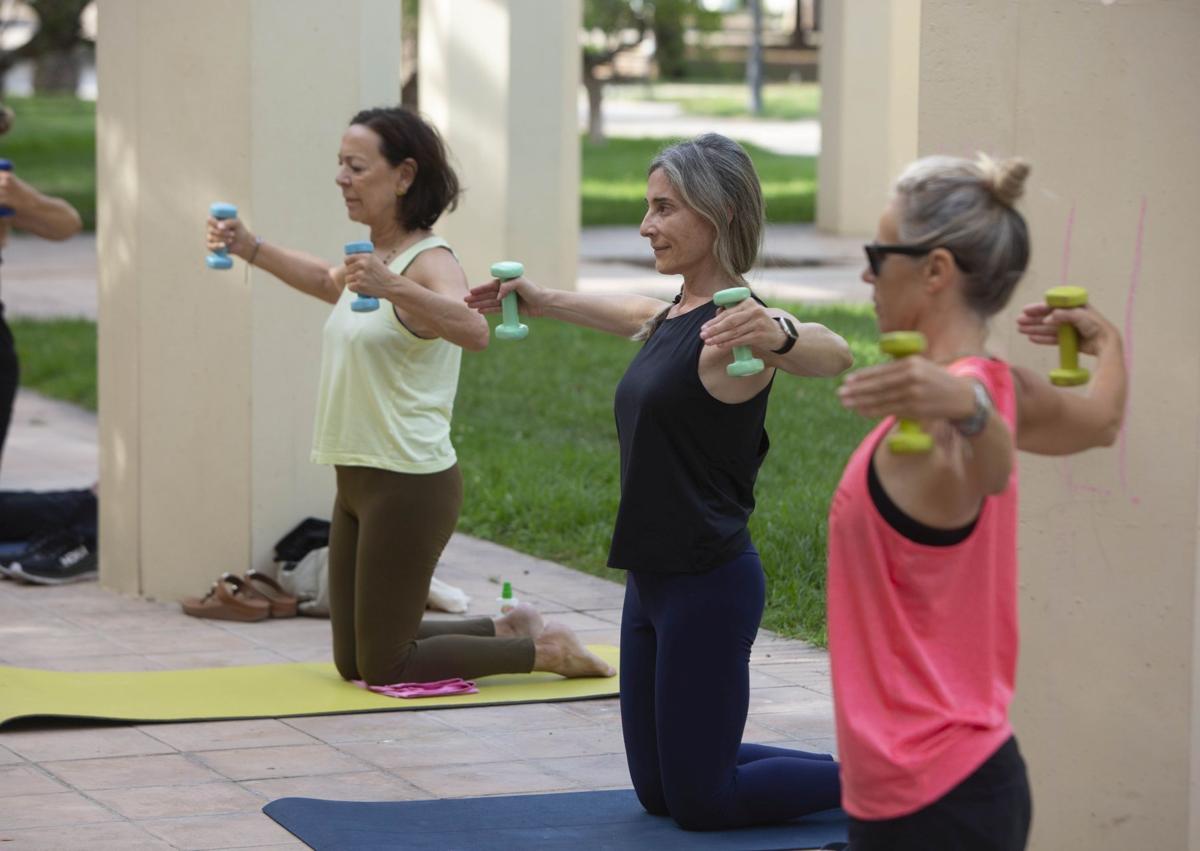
0, 159, 14, 218
206, 202, 238, 270
345, 241, 379, 312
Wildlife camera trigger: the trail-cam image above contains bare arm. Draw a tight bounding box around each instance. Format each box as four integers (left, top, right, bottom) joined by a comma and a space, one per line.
698, 301, 852, 377
206, 216, 341, 304
1, 173, 82, 240
1013, 302, 1126, 455
464, 274, 666, 338
345, 246, 489, 351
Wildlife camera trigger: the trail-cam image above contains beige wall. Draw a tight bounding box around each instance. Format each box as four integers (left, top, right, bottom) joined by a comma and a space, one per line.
97, 0, 402, 601
818, 0, 921, 236
916, 2, 1200, 848
419, 0, 580, 289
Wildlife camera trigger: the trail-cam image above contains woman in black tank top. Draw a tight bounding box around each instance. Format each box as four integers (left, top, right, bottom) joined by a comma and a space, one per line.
468, 134, 853, 832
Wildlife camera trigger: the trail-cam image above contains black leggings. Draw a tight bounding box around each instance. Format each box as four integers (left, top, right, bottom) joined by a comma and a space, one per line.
847, 737, 1032, 850
329, 464, 534, 686
0, 304, 17, 468
620, 547, 842, 831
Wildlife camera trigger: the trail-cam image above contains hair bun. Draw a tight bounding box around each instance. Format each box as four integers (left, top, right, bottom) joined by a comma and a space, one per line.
976, 153, 1030, 206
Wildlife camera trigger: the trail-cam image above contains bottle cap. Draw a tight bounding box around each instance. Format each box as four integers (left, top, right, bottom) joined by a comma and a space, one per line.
501, 581, 513, 599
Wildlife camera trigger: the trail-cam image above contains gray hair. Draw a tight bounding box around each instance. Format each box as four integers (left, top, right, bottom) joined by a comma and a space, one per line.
633, 133, 765, 340
893, 153, 1031, 318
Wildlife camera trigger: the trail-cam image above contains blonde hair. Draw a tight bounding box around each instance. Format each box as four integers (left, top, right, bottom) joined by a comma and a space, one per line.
633, 134, 765, 341
893, 153, 1031, 317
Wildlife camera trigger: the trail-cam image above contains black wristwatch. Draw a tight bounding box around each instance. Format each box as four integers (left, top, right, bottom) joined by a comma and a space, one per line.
771, 316, 799, 355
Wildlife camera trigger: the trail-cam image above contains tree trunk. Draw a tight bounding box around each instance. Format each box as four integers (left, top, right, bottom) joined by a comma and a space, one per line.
584, 72, 605, 145
747, 0, 764, 116
33, 47, 82, 94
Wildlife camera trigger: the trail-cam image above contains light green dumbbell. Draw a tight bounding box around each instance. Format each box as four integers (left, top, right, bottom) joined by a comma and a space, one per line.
712, 287, 764, 377
1045, 286, 1090, 386
491, 261, 528, 341
880, 331, 933, 455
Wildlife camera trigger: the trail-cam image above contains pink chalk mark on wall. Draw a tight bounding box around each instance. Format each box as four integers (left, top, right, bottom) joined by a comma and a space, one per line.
1118, 198, 1146, 505
1056, 203, 1113, 499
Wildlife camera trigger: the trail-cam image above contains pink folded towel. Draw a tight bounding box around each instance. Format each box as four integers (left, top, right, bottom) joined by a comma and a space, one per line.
354, 677, 479, 699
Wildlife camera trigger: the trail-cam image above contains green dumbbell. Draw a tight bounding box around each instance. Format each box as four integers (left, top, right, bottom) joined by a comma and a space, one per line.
712, 287, 764, 377
879, 331, 933, 454
1045, 286, 1090, 386
491, 260, 528, 341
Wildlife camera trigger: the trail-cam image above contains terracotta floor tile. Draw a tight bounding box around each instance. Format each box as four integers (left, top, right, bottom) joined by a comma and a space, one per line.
0, 790, 119, 829
435, 701, 602, 733
42, 753, 224, 791
137, 811, 298, 850
242, 769, 428, 802
479, 725, 625, 760
402, 759, 581, 798
340, 731, 506, 771
0, 764, 68, 797
0, 820, 173, 849
140, 719, 318, 752
1, 725, 176, 762
281, 708, 455, 744
88, 781, 265, 820
530, 752, 634, 789
195, 743, 370, 782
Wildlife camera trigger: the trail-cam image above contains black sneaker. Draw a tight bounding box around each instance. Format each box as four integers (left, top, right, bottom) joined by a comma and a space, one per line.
8, 531, 98, 585
0, 528, 66, 579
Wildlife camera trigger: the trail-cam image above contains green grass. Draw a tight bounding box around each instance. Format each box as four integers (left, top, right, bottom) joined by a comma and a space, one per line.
9, 318, 97, 411
11, 304, 879, 645
607, 82, 821, 121
0, 96, 96, 231
582, 136, 815, 226
453, 304, 881, 645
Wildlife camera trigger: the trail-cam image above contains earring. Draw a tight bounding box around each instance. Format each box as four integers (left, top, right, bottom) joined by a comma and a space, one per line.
396, 187, 407, 197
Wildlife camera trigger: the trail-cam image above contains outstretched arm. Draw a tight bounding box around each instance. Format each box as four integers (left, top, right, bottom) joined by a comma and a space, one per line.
1012, 302, 1126, 455
1, 173, 82, 241
465, 274, 667, 338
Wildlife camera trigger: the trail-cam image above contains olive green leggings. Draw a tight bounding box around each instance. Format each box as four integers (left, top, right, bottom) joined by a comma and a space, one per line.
330, 464, 534, 685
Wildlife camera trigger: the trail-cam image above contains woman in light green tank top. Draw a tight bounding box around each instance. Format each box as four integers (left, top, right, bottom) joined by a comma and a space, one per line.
204, 106, 613, 685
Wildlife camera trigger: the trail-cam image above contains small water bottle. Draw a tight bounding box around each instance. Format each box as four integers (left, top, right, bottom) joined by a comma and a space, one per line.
496, 581, 518, 614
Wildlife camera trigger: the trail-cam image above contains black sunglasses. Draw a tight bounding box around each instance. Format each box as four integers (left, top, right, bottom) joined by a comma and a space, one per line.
863, 242, 970, 277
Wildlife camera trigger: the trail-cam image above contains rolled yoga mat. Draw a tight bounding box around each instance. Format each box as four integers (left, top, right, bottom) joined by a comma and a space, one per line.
0, 645, 619, 727
263, 789, 849, 851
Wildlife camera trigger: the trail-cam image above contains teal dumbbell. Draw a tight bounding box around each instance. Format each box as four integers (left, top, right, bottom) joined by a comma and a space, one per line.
345, 241, 379, 312
712, 287, 764, 377
492, 260, 528, 341
206, 202, 238, 270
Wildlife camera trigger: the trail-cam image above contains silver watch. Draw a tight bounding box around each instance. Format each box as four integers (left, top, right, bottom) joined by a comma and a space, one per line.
952, 381, 992, 437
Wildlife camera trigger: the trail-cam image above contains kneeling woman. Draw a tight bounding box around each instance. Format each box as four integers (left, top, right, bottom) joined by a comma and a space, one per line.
830, 155, 1127, 850
468, 134, 851, 829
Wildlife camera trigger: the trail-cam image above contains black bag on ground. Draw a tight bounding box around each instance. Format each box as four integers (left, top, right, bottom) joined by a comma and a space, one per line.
273, 517, 330, 563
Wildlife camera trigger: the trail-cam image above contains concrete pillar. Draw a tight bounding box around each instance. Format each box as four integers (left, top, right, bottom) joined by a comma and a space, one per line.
817, 0, 920, 236
419, 0, 580, 290
916, 2, 1200, 848
96, 0, 401, 601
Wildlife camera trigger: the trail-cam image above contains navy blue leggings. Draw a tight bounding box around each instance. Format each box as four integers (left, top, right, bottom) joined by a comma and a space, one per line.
620, 546, 842, 830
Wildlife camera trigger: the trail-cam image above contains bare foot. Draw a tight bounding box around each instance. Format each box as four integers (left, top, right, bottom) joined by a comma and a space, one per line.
533, 622, 616, 678
494, 602, 545, 639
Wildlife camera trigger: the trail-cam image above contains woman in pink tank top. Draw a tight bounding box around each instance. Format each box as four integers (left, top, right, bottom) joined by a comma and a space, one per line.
822, 155, 1127, 851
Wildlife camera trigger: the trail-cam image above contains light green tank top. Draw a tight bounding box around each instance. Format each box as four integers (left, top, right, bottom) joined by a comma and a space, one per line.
311, 236, 461, 474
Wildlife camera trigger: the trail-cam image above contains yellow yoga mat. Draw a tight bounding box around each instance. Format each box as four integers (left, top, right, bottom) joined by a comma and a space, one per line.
0, 645, 619, 727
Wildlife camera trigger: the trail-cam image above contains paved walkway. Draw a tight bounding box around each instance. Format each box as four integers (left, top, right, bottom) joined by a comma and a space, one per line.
0, 219, 852, 847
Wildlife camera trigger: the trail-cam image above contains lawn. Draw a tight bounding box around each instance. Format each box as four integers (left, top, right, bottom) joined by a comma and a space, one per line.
3, 95, 817, 232
11, 304, 878, 644
0, 96, 96, 231
605, 82, 821, 121
582, 136, 815, 226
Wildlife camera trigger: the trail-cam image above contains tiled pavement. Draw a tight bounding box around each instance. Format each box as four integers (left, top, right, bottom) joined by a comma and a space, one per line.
0, 533, 836, 850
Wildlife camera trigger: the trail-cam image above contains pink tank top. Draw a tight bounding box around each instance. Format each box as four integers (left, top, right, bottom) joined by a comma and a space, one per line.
827, 357, 1019, 820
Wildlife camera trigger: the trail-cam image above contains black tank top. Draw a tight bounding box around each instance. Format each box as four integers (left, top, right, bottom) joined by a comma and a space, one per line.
608, 300, 771, 574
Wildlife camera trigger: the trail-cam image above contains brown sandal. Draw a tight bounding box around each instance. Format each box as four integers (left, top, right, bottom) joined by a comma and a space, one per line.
181, 575, 270, 622
243, 570, 299, 618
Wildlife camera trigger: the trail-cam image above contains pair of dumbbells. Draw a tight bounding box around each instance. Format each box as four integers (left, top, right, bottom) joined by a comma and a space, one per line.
206, 202, 382, 312
881, 285, 1091, 454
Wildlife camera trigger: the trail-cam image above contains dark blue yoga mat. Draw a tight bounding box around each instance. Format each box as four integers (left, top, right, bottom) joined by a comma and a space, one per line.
263, 789, 848, 850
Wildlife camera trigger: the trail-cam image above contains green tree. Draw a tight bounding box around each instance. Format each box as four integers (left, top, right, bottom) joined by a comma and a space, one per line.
22, 0, 91, 94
